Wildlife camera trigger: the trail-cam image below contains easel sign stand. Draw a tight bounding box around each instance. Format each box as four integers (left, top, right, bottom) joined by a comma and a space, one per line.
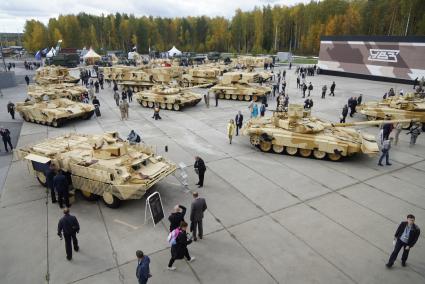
144, 191, 164, 227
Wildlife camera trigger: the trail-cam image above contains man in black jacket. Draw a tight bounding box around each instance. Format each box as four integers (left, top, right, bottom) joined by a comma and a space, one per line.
386, 214, 420, 268
168, 205, 186, 232
0, 127, 13, 152
45, 164, 57, 203
53, 170, 70, 208
58, 208, 80, 260
194, 156, 206, 188
235, 111, 243, 136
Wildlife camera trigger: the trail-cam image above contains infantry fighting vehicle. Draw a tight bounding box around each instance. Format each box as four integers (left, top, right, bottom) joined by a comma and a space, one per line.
358, 94, 425, 128
17, 132, 177, 208
180, 68, 219, 87
210, 72, 271, 102
34, 66, 80, 85
135, 85, 203, 111
242, 104, 413, 161
16, 89, 94, 127
27, 83, 88, 101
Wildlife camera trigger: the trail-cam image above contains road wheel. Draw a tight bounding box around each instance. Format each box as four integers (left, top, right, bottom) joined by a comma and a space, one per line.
142, 101, 148, 107
225, 94, 231, 100
299, 149, 312, 157
366, 115, 377, 121
259, 141, 272, 152
102, 192, 121, 208
167, 103, 173, 110
52, 120, 59, 127
272, 144, 285, 154
36, 171, 47, 187
80, 190, 99, 201
250, 135, 260, 146
313, 150, 326, 159
173, 104, 180, 111
231, 94, 238, 100
160, 103, 166, 109
286, 147, 298, 155
219, 93, 225, 99
244, 95, 251, 101
238, 95, 244, 101
328, 152, 342, 161
148, 101, 154, 108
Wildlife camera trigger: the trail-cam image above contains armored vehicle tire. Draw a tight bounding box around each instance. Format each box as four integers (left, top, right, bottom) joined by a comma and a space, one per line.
102, 192, 121, 208
366, 115, 377, 121
250, 135, 260, 146
81, 190, 100, 201
244, 95, 251, 101
167, 103, 173, 110
36, 171, 47, 187
225, 94, 231, 100
231, 94, 238, 100
173, 104, 181, 111
148, 102, 154, 108
160, 103, 166, 109
313, 150, 326, 159
259, 141, 272, 152
238, 95, 244, 101
299, 149, 312, 157
286, 147, 298, 155
272, 144, 285, 154
142, 101, 148, 107
327, 152, 342, 161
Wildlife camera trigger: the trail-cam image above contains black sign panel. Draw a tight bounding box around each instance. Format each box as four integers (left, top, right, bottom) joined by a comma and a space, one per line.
148, 192, 164, 225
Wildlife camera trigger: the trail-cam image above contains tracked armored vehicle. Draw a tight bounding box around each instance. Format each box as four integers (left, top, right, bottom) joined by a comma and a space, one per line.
27, 83, 88, 101
135, 86, 202, 111
358, 94, 425, 128
35, 66, 80, 84
17, 132, 177, 208
243, 104, 413, 161
210, 72, 270, 102
180, 68, 219, 87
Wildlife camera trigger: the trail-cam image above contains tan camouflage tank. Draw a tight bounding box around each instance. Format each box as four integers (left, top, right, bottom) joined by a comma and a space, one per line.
135, 85, 203, 111
35, 66, 80, 85
242, 104, 413, 161
234, 56, 273, 68
180, 68, 219, 87
17, 132, 177, 208
210, 72, 271, 102
101, 66, 160, 92
27, 83, 88, 101
358, 93, 425, 128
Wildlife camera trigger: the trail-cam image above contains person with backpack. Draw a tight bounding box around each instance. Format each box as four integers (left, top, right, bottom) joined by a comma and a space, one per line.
169, 205, 187, 232
167, 221, 195, 271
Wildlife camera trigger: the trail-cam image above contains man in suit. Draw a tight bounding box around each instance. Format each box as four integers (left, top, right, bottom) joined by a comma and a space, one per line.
194, 156, 206, 188
57, 208, 80, 260
136, 250, 151, 284
235, 111, 243, 136
53, 170, 70, 208
190, 192, 207, 241
386, 214, 420, 268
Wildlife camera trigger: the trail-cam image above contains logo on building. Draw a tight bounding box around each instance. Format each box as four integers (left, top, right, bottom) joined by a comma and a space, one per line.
368, 49, 400, 63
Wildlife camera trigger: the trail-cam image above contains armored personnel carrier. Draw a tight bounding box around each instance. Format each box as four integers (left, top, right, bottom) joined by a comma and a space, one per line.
210, 72, 271, 102
358, 94, 425, 128
135, 86, 203, 111
242, 104, 412, 161
35, 66, 80, 85
27, 83, 88, 101
180, 68, 219, 87
17, 132, 177, 208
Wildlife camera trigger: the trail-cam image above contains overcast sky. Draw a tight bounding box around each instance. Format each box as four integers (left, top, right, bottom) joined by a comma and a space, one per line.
0, 0, 309, 32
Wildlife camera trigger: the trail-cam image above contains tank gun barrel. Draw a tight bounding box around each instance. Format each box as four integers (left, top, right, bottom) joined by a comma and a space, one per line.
330, 119, 417, 127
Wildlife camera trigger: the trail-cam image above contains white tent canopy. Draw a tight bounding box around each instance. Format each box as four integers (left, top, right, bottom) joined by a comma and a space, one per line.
46, 47, 56, 58
83, 48, 101, 60
167, 46, 181, 57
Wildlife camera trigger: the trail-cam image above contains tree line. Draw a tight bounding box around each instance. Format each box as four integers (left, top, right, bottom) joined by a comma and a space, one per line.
22, 0, 425, 55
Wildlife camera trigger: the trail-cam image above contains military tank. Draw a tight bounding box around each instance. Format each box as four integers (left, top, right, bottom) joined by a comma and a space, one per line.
180, 68, 219, 87
27, 83, 88, 101
242, 104, 413, 161
210, 72, 271, 102
135, 85, 203, 111
16, 91, 94, 127
101, 66, 160, 92
358, 94, 425, 128
34, 66, 80, 84
17, 132, 177, 208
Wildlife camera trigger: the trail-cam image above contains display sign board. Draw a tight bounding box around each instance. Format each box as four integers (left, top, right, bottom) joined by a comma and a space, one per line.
145, 192, 164, 226
318, 36, 425, 81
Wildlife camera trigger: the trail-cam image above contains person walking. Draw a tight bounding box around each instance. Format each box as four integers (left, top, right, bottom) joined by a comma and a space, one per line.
190, 192, 207, 242
321, 85, 327, 99
167, 221, 195, 271
252, 104, 259, 118
92, 96, 101, 117
54, 170, 70, 208
407, 123, 421, 146
152, 104, 161, 120
127, 88, 133, 103
57, 208, 80, 261
308, 82, 313, 97
378, 137, 393, 166
227, 119, 236, 144
349, 97, 357, 117
169, 205, 187, 232
340, 104, 348, 123
0, 127, 13, 152
121, 91, 127, 101
136, 250, 151, 284
94, 81, 99, 93
235, 111, 243, 136
113, 91, 120, 106
7, 101, 15, 119
393, 122, 403, 145
386, 214, 420, 268
119, 100, 129, 120
260, 103, 266, 117
46, 164, 57, 203
204, 92, 210, 108
302, 83, 307, 98
194, 156, 206, 188
24, 75, 30, 86
215, 92, 219, 107
296, 76, 300, 89
330, 81, 336, 96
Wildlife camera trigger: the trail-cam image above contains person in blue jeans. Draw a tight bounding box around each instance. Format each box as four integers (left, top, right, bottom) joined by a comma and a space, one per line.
378, 137, 393, 166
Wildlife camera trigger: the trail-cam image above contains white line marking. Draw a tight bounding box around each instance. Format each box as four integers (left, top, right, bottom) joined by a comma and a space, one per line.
114, 219, 139, 230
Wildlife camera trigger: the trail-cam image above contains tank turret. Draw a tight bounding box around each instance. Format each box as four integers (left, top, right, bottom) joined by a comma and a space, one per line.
35, 66, 79, 84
